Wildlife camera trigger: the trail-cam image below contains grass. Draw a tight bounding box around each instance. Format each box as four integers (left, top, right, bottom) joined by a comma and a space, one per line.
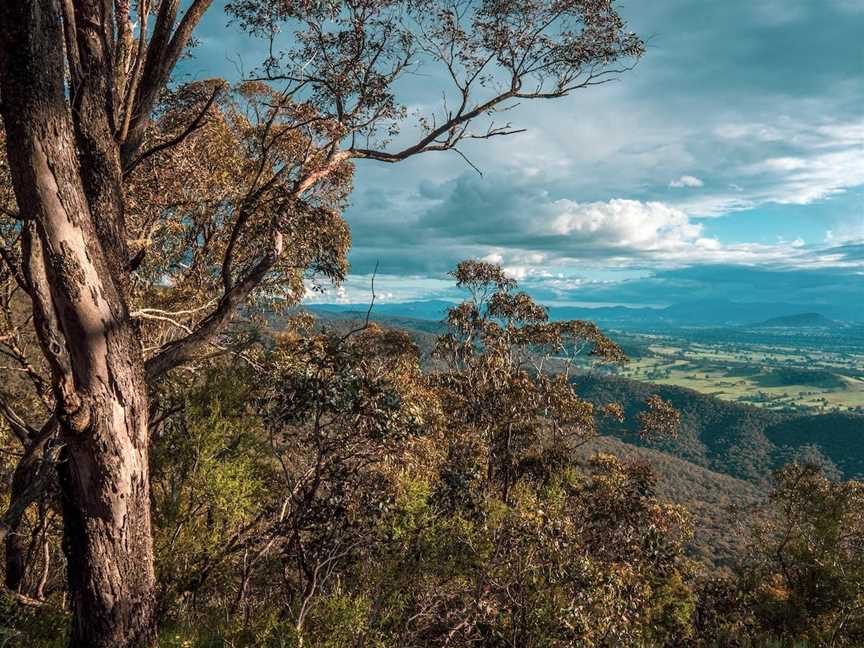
602, 337, 864, 414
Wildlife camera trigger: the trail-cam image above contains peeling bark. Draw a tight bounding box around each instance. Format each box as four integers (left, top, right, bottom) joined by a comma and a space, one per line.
0, 1, 156, 645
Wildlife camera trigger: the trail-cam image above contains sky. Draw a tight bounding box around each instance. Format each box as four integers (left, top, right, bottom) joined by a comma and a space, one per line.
189, 1, 864, 312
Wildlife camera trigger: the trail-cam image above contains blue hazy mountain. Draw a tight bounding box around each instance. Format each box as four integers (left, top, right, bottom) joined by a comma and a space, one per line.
307, 299, 454, 322
305, 298, 863, 328
751, 313, 841, 328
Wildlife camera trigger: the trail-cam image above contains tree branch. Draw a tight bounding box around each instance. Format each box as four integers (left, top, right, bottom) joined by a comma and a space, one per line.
144, 229, 284, 382
0, 235, 30, 295
0, 397, 37, 443
121, 0, 213, 166
20, 226, 76, 408
348, 88, 523, 163
123, 80, 224, 177
0, 419, 58, 546
60, 0, 83, 96
341, 261, 378, 341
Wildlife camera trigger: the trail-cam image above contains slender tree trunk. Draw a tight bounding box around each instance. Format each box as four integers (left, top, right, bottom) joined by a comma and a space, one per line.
3, 420, 55, 592
4, 449, 44, 591
0, 1, 157, 645
35, 528, 51, 600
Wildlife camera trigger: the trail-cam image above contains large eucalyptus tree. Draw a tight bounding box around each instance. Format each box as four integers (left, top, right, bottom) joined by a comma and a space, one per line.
0, 1, 643, 644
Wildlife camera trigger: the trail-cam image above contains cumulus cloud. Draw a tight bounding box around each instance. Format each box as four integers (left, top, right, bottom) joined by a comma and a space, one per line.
346, 165, 864, 289
549, 199, 703, 250
304, 273, 455, 305
669, 175, 704, 188
481, 252, 504, 264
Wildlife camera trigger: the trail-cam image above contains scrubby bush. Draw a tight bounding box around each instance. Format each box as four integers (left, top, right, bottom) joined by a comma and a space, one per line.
3, 264, 862, 647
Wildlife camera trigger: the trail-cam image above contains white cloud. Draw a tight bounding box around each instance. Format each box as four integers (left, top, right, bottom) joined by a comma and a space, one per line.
814, 122, 864, 146
669, 175, 705, 188
549, 199, 703, 251
677, 117, 864, 215
715, 123, 786, 142
481, 252, 504, 264
502, 266, 530, 280
457, 194, 862, 273
304, 283, 350, 304
304, 274, 455, 304
741, 148, 864, 204
748, 157, 809, 173
826, 222, 864, 245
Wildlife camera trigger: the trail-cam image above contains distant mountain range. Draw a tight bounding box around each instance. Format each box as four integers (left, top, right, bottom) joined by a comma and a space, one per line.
306, 297, 863, 329
307, 300, 454, 323
752, 312, 840, 328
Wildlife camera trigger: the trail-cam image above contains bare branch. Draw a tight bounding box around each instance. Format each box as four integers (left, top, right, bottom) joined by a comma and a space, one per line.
0, 397, 36, 443
0, 235, 29, 294
341, 261, 378, 341
122, 0, 214, 165
20, 226, 75, 409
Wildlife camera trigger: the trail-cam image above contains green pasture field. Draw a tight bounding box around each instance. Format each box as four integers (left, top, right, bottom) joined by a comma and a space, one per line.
604, 336, 864, 414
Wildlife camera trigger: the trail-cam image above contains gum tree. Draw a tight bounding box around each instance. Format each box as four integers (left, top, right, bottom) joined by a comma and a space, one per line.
0, 1, 643, 644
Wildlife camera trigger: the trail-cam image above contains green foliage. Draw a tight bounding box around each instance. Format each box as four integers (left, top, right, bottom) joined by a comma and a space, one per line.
742, 465, 864, 645
6, 263, 863, 647
690, 464, 864, 647
0, 593, 68, 648
150, 370, 274, 614
754, 368, 846, 390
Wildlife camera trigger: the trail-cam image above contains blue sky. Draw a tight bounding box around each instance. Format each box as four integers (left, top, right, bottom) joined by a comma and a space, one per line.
189, 1, 864, 311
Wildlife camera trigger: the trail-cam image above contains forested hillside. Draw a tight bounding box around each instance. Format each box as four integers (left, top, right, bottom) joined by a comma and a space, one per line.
321, 313, 864, 485
575, 373, 864, 483
572, 436, 764, 570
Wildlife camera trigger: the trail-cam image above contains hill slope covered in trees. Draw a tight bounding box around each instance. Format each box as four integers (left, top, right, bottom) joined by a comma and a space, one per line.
314, 313, 864, 485
574, 372, 864, 483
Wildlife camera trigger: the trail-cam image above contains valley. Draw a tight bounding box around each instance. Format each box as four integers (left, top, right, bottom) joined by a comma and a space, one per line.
601, 331, 864, 414
309, 302, 864, 415
306, 307, 864, 483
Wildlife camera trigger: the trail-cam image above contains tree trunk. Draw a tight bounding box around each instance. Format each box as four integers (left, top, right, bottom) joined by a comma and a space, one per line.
4, 448, 44, 591
0, 1, 157, 645
57, 379, 156, 648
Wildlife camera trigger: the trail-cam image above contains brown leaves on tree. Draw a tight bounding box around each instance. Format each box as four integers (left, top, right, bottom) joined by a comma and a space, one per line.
434, 261, 632, 499
637, 394, 681, 440
122, 82, 354, 360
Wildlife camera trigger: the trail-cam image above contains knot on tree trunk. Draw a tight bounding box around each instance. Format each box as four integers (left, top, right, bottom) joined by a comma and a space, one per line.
59, 394, 91, 434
